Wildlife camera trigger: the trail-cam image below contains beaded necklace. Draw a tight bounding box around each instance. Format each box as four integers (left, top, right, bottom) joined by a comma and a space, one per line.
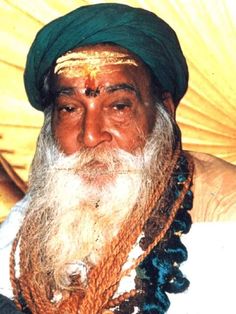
12, 152, 193, 314
110, 152, 193, 314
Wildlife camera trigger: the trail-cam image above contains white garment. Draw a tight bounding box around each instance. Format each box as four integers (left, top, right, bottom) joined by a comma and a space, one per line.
0, 200, 235, 314
168, 222, 236, 314
0, 196, 28, 299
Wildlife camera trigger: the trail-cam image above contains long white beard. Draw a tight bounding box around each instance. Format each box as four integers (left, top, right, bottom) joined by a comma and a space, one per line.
24, 104, 175, 289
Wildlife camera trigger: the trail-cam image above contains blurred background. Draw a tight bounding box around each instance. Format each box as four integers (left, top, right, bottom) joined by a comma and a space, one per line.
0, 0, 236, 220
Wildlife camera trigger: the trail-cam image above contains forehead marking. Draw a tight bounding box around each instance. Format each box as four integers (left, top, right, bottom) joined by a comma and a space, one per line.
54, 51, 139, 97
54, 50, 138, 77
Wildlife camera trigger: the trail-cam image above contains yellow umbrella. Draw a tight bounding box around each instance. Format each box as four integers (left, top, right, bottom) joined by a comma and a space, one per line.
0, 0, 235, 216
0, 154, 26, 222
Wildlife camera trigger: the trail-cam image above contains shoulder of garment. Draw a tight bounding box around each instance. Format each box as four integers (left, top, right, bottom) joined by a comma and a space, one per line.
187, 151, 236, 222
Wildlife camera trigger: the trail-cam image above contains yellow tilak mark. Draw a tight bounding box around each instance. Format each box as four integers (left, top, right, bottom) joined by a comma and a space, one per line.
54, 50, 138, 76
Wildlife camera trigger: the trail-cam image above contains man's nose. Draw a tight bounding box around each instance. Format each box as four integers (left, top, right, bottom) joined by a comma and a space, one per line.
82, 109, 112, 148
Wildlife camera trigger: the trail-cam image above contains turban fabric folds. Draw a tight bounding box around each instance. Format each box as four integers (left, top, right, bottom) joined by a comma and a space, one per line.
24, 3, 188, 111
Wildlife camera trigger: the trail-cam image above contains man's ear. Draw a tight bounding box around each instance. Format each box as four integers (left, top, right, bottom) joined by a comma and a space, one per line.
162, 92, 176, 118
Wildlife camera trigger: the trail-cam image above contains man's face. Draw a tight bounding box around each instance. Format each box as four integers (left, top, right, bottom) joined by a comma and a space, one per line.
51, 45, 156, 157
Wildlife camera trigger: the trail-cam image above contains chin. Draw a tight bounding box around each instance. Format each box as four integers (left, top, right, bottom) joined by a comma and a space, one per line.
79, 162, 116, 187
82, 173, 115, 187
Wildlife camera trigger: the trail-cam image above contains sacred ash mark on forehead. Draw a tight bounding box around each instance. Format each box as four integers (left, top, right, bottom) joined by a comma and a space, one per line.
54, 50, 138, 75
54, 50, 139, 96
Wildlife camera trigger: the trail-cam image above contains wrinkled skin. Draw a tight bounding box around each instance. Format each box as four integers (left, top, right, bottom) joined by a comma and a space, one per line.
51, 45, 157, 155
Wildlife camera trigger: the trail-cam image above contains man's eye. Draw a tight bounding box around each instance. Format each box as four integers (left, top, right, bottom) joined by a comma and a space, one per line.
58, 105, 75, 113
113, 103, 131, 111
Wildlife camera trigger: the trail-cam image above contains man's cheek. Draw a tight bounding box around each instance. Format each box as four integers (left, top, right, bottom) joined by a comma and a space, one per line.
54, 129, 80, 155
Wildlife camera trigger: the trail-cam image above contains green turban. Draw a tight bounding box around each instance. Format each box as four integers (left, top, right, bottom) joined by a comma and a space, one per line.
24, 3, 188, 111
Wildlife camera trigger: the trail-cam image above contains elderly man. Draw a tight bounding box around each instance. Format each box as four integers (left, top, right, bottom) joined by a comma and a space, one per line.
0, 3, 235, 314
